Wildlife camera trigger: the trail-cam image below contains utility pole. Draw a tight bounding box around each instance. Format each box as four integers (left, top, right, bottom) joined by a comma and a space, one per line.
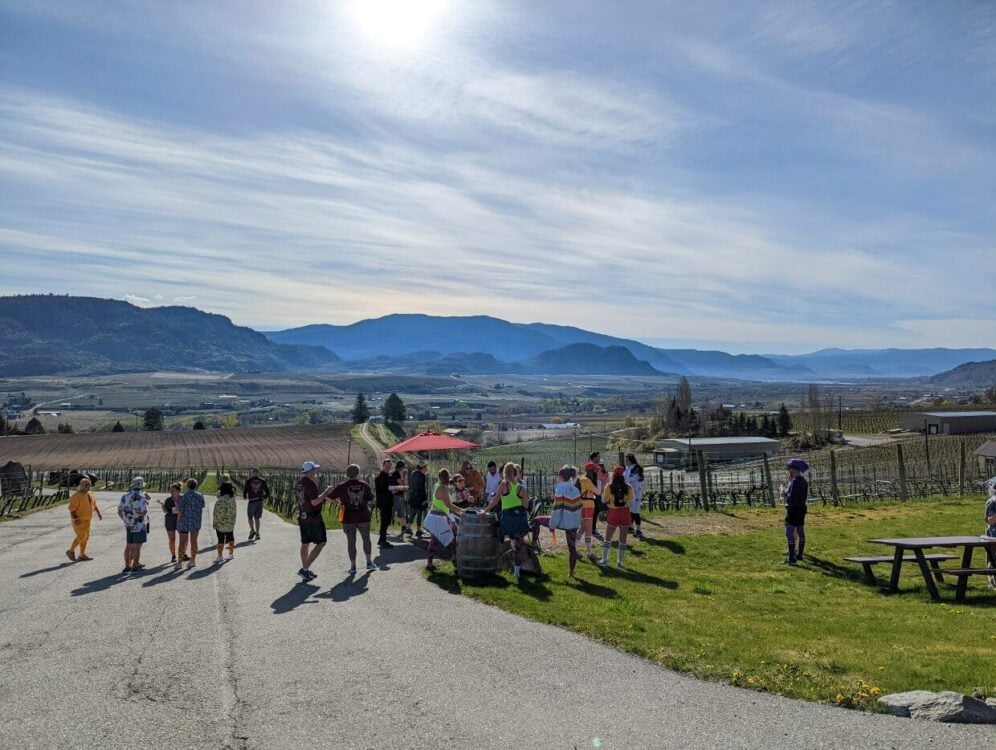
838, 396, 843, 431
924, 419, 930, 475
346, 431, 353, 465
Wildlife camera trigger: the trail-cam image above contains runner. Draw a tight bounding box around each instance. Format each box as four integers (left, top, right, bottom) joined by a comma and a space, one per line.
483, 463, 530, 583
424, 468, 465, 572
156, 482, 181, 562
407, 461, 429, 539
327, 464, 377, 575
374, 459, 395, 548
483, 460, 502, 506
296, 461, 332, 580
579, 462, 600, 560
66, 477, 102, 562
599, 467, 633, 569
117, 476, 150, 573
242, 467, 270, 541
391, 460, 410, 537
547, 466, 583, 578
176, 478, 205, 568
460, 460, 485, 505
624, 453, 645, 538
213, 473, 237, 563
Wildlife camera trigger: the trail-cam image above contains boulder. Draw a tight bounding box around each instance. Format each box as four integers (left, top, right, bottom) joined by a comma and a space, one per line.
878, 691, 996, 724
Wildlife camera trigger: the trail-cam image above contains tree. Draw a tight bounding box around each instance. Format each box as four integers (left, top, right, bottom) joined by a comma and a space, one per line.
382, 392, 406, 423
24, 416, 45, 434
676, 376, 693, 413
777, 403, 792, 437
351, 393, 370, 424
57, 422, 74, 434
142, 407, 164, 431
112, 420, 125, 432
192, 420, 206, 430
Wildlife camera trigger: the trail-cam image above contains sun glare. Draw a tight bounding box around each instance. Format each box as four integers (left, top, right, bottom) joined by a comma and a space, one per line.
350, 0, 449, 50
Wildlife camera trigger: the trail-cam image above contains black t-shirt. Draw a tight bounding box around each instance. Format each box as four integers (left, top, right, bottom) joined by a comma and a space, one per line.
390, 470, 405, 498
218, 481, 236, 497
408, 471, 428, 507
243, 476, 270, 501
374, 471, 392, 505
784, 476, 809, 507
329, 479, 373, 524
295, 476, 324, 524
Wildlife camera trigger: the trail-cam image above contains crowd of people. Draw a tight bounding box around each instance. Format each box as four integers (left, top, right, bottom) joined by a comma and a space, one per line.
62, 453, 996, 584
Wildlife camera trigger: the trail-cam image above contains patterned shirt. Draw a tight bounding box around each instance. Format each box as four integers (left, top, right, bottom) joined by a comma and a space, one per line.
213, 495, 237, 533
118, 490, 149, 531
177, 490, 205, 532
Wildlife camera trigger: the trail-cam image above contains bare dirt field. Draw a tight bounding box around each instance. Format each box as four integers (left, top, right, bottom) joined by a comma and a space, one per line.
0, 423, 353, 470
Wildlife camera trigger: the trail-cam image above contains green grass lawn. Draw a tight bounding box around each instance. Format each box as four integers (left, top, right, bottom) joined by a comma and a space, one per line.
426, 496, 995, 710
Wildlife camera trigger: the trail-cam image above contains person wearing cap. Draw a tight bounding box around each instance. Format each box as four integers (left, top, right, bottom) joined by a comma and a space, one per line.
781, 458, 810, 566
117, 476, 151, 573
623, 454, 645, 538
176, 478, 206, 567
66, 477, 102, 562
407, 462, 429, 539
242, 467, 270, 541
599, 466, 634, 568
296, 461, 332, 580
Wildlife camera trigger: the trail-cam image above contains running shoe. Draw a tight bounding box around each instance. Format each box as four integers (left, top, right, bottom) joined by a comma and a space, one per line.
298, 567, 310, 579
65, 551, 76, 562
171, 555, 177, 563
347, 566, 357, 575
365, 561, 377, 571
224, 554, 234, 561
213, 556, 224, 564
78, 555, 93, 561
121, 567, 131, 574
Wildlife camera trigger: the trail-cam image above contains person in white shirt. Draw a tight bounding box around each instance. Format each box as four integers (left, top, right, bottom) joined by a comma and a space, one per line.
484, 460, 502, 505
624, 454, 645, 538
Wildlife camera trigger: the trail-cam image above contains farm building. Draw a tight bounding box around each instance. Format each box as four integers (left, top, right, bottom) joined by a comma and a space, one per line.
976, 440, 996, 476
899, 411, 996, 435
653, 436, 780, 466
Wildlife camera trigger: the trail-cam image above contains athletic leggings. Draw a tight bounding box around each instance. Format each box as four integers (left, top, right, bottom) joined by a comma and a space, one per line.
564, 529, 579, 573
344, 523, 372, 561
409, 506, 426, 530
426, 520, 457, 565
631, 512, 642, 528
510, 533, 527, 567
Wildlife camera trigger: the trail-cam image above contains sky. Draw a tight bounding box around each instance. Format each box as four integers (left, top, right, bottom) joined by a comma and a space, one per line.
1, 0, 994, 355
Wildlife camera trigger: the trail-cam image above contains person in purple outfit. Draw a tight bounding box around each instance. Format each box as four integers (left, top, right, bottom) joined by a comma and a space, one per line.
781, 458, 809, 566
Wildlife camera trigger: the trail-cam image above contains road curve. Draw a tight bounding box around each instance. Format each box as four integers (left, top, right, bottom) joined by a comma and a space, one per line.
0, 495, 990, 749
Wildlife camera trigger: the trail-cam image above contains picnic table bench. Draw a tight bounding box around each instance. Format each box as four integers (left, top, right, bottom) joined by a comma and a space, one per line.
867, 536, 996, 601
843, 554, 956, 585
942, 568, 996, 602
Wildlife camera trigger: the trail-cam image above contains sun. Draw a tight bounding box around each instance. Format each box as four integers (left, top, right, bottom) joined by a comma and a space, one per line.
350, 0, 449, 50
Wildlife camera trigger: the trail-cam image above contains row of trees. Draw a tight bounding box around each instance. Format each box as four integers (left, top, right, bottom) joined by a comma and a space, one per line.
351, 392, 407, 424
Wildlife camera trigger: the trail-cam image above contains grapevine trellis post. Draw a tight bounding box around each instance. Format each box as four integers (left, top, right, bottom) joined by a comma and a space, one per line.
958, 440, 966, 496
896, 443, 909, 501
829, 450, 840, 505
762, 455, 775, 507
697, 451, 709, 511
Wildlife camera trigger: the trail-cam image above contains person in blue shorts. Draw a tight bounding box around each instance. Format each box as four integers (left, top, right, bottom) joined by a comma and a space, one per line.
117, 476, 150, 573
176, 478, 206, 568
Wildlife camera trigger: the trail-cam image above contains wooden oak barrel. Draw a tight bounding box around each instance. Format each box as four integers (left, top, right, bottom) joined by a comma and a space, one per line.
456, 512, 500, 578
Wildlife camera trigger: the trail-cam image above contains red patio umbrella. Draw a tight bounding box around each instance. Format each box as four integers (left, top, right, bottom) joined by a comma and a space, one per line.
382, 430, 479, 454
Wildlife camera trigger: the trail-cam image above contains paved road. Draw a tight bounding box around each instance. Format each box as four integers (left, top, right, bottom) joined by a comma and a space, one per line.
1, 495, 991, 749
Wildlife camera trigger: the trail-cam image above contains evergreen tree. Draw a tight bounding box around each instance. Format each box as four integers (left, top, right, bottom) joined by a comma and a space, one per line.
24, 416, 45, 434
193, 420, 206, 430
351, 393, 371, 424
142, 407, 164, 431
382, 392, 407, 423
760, 414, 772, 437
112, 420, 125, 432
777, 403, 792, 437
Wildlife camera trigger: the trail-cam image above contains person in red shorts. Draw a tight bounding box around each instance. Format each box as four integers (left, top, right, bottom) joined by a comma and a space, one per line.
598, 466, 633, 569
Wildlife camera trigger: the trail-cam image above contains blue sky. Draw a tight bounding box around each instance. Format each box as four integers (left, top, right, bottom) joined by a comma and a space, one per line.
1, 1, 994, 354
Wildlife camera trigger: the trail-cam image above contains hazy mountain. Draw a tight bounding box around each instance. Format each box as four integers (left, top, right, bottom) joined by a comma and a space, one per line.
767, 348, 996, 378
0, 295, 340, 376
523, 344, 663, 375
267, 314, 793, 378
928, 360, 996, 387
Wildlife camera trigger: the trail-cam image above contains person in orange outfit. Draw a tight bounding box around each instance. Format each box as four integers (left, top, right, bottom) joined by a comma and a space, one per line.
67, 477, 102, 561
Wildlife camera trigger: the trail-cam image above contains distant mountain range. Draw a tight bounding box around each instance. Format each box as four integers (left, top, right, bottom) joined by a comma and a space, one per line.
0, 295, 340, 376
1, 296, 993, 383
928, 359, 996, 387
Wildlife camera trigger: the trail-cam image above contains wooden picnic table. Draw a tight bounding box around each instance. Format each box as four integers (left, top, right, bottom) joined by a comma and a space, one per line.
868, 536, 996, 600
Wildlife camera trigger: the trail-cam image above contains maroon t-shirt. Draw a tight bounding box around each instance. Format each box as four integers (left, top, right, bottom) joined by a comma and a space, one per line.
295, 476, 323, 525
328, 479, 374, 524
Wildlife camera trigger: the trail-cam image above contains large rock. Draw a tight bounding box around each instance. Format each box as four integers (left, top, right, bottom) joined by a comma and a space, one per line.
879, 691, 996, 724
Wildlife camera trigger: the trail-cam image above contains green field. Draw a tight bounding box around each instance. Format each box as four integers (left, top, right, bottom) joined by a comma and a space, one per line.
425, 496, 995, 710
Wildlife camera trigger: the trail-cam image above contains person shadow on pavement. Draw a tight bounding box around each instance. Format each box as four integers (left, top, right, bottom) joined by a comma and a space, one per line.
270, 582, 320, 614
19, 561, 75, 578
70, 563, 170, 596
316, 572, 371, 603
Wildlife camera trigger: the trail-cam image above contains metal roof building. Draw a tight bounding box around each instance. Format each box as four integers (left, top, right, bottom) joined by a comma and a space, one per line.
654, 436, 780, 466
899, 411, 996, 435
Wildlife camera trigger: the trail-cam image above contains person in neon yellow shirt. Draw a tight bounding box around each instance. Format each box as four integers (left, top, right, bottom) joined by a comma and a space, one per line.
67, 477, 102, 561
483, 462, 531, 583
